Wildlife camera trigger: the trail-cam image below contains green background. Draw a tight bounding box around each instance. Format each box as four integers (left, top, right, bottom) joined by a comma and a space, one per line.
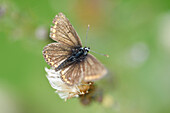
0, 0, 170, 113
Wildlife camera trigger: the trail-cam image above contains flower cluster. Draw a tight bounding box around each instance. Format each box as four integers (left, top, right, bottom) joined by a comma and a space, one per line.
45, 67, 93, 101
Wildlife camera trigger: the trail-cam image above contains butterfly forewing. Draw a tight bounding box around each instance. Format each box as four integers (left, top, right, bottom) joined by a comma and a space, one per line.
82, 54, 107, 81
43, 43, 72, 68
50, 13, 82, 47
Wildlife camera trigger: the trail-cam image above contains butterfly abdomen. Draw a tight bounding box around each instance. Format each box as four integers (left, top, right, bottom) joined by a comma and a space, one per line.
55, 60, 69, 71
55, 56, 75, 71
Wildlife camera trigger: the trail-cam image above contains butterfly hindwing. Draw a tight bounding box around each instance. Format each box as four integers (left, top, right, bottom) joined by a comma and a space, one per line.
50, 13, 82, 47
43, 43, 72, 68
60, 62, 84, 86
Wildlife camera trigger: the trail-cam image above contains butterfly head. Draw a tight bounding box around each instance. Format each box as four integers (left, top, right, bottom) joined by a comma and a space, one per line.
84, 47, 90, 52
82, 47, 90, 56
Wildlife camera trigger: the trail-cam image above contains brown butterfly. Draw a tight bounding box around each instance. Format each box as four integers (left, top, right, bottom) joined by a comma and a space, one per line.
43, 13, 107, 86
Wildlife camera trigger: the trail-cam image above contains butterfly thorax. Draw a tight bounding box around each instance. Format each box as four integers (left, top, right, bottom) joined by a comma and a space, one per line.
55, 47, 90, 71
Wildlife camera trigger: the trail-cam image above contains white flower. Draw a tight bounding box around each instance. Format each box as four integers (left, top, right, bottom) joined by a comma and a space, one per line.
45, 67, 82, 101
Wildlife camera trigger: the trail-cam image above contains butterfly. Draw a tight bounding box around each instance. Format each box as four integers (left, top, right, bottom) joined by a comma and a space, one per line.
43, 13, 107, 86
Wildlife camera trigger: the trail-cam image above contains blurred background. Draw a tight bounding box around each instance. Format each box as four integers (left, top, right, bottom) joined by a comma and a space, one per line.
0, 0, 170, 113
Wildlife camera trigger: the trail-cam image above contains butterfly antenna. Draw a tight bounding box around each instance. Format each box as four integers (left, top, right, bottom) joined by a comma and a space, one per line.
90, 49, 109, 58
85, 24, 90, 47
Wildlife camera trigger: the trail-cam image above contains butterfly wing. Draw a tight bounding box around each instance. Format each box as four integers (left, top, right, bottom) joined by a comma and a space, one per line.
43, 43, 72, 68
60, 54, 107, 86
82, 54, 108, 82
50, 13, 82, 47
60, 62, 84, 86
